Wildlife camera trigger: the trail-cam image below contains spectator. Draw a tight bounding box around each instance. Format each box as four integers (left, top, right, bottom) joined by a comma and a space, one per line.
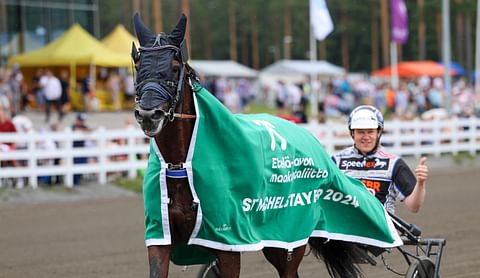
8, 64, 25, 116
0, 104, 17, 149
222, 84, 242, 113
40, 69, 63, 123
0, 104, 23, 187
122, 72, 135, 109
32, 69, 46, 112
37, 126, 58, 185
81, 76, 91, 112
12, 112, 33, 150
59, 70, 70, 115
72, 112, 92, 185
106, 71, 121, 111
0, 68, 12, 112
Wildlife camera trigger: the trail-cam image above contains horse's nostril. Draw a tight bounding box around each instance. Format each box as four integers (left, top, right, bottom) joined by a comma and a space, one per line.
151, 110, 163, 120
134, 110, 143, 122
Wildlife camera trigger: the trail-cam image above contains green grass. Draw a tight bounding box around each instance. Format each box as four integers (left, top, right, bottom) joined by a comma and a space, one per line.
113, 176, 143, 193
451, 151, 476, 165
244, 102, 277, 115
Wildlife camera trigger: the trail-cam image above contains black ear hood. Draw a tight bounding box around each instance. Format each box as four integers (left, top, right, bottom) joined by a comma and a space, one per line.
133, 13, 155, 46
169, 14, 187, 46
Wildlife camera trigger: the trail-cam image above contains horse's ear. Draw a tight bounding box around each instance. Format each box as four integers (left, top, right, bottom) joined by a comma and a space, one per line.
133, 12, 155, 46
169, 14, 187, 46
131, 42, 140, 63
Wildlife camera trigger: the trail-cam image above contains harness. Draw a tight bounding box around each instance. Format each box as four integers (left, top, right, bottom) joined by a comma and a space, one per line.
165, 163, 188, 178
134, 35, 197, 122
134, 35, 199, 180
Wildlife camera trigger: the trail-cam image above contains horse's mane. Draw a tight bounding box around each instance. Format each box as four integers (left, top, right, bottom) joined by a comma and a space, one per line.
185, 62, 199, 83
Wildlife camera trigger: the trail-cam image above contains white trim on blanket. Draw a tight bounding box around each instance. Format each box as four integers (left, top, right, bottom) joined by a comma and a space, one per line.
310, 230, 403, 248
152, 141, 172, 245
146, 238, 172, 246
187, 93, 204, 244
188, 238, 310, 252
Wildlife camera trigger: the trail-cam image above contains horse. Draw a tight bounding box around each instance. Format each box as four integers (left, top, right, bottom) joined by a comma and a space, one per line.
131, 13, 402, 278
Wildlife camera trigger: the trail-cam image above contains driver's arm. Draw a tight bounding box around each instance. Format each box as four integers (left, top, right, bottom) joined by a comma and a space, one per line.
403, 157, 428, 213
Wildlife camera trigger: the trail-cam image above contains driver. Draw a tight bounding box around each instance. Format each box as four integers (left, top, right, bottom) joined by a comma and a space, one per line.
331, 105, 429, 214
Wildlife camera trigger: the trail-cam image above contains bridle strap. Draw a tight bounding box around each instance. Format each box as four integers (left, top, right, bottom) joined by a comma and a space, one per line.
172, 112, 196, 119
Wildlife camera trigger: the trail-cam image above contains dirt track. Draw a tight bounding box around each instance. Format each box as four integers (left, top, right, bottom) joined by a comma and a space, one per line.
1, 166, 480, 278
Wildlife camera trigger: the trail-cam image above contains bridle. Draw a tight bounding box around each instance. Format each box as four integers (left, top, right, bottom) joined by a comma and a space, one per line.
132, 34, 199, 179
134, 36, 196, 122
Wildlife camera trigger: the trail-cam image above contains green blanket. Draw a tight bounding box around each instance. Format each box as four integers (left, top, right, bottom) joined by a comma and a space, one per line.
143, 84, 402, 265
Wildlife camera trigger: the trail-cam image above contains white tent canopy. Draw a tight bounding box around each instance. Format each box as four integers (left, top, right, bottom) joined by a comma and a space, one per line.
189, 60, 258, 78
260, 59, 345, 77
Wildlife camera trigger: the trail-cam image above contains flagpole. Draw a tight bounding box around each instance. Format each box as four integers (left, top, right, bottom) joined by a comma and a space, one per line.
442, 0, 452, 116
475, 0, 480, 110
390, 42, 399, 90
309, 0, 333, 123
310, 20, 318, 123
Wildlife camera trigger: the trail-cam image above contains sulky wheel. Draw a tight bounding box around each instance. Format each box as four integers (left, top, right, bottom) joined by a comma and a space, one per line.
405, 256, 436, 278
196, 261, 221, 278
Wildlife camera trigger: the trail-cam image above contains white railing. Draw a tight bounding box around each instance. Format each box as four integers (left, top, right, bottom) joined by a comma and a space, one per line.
0, 127, 150, 188
1, 117, 479, 188
303, 116, 480, 157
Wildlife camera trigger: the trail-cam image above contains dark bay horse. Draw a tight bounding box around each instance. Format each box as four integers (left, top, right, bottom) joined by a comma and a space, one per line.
131, 13, 395, 278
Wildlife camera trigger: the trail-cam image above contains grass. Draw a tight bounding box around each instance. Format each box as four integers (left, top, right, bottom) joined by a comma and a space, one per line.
451, 151, 476, 165
113, 176, 143, 193
244, 102, 277, 115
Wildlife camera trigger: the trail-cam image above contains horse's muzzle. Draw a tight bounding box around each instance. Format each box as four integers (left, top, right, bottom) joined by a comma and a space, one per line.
135, 108, 167, 137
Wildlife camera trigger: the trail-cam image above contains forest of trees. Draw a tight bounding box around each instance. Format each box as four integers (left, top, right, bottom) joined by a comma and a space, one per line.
98, 0, 478, 75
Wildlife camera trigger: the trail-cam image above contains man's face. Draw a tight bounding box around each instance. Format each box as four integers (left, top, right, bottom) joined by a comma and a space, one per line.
352, 128, 379, 154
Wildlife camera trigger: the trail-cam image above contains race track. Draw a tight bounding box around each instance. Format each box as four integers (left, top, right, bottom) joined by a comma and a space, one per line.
1, 166, 479, 277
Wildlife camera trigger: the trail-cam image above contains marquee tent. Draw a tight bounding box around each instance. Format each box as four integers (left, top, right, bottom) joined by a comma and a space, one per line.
8, 23, 131, 67
101, 24, 139, 56
8, 24, 132, 111
371, 61, 456, 77
189, 60, 258, 78
260, 59, 345, 77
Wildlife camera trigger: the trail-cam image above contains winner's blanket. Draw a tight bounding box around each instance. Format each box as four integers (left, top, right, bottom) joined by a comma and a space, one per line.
143, 84, 402, 265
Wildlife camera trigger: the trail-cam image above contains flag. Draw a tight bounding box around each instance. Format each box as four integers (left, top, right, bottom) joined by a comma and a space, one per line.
391, 0, 408, 44
310, 0, 333, 41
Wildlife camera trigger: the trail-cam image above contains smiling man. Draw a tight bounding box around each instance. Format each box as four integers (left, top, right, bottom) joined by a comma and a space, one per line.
331, 105, 429, 214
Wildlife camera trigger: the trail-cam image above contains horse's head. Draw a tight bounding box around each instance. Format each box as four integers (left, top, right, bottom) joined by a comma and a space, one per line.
132, 13, 190, 137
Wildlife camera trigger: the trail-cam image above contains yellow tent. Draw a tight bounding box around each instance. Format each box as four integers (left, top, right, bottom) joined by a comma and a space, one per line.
102, 24, 139, 55
8, 23, 133, 111
8, 23, 131, 67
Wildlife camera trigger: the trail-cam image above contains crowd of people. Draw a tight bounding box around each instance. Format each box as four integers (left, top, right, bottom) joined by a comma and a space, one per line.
262, 74, 479, 125
0, 64, 137, 187
1, 63, 479, 189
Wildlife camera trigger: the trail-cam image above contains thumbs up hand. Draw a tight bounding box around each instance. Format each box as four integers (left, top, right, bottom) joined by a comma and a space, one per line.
415, 157, 428, 185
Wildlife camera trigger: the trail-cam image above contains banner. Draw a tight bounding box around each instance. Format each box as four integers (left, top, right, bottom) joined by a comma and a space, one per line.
391, 0, 408, 44
310, 0, 334, 41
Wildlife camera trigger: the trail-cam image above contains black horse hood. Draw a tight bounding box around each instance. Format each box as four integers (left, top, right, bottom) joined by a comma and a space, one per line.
133, 13, 186, 48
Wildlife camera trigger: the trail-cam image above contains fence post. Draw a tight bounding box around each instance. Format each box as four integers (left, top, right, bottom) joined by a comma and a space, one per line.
28, 132, 38, 188
97, 127, 107, 184
64, 127, 74, 187
469, 116, 477, 156
128, 131, 137, 179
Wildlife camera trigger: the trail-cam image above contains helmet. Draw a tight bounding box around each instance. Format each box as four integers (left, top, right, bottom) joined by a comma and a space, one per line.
348, 105, 384, 130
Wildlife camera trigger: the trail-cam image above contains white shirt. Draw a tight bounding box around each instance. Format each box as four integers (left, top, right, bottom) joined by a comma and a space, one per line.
40, 75, 62, 100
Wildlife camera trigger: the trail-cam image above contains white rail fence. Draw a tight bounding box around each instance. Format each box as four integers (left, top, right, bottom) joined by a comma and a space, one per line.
1, 117, 479, 188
